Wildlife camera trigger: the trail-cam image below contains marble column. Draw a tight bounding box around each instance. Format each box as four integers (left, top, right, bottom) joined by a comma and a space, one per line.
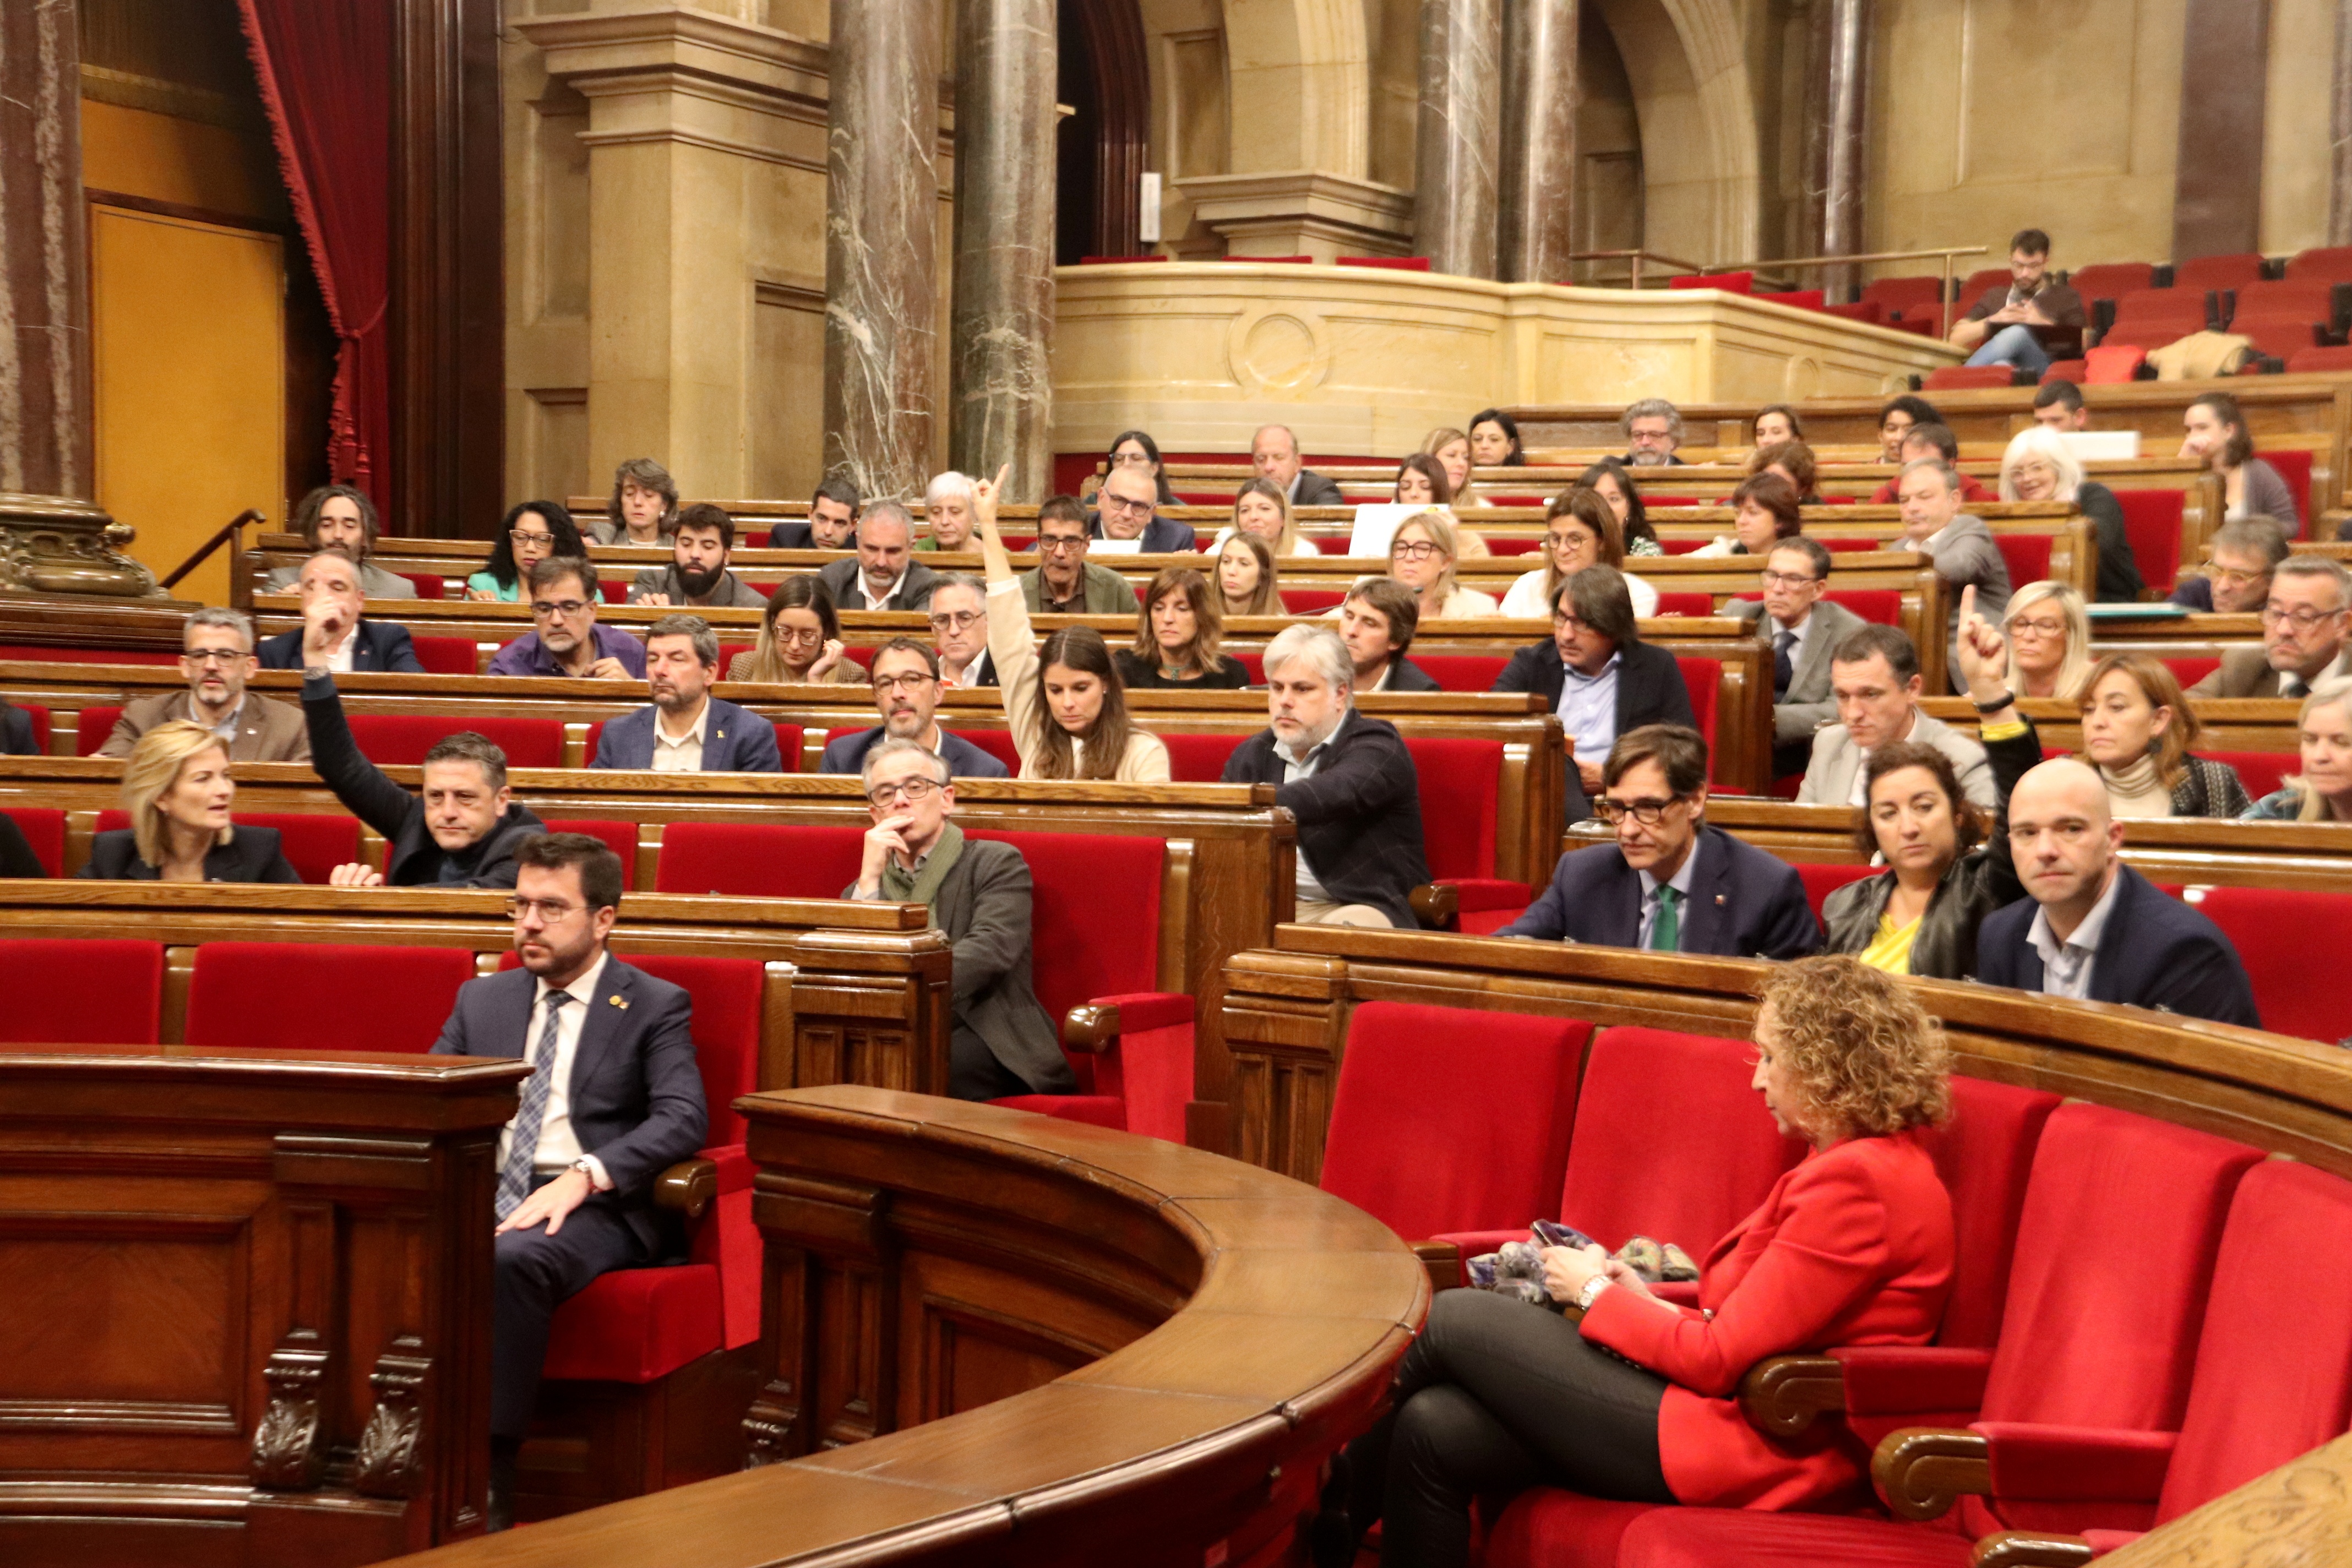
949, 0, 1055, 500
824, 0, 942, 502
2331, 0, 2352, 244
1498, 0, 1577, 285
0, 0, 92, 500
1413, 0, 1502, 280
1803, 0, 1868, 300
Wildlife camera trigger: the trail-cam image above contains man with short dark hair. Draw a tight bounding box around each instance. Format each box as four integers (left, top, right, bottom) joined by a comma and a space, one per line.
1798, 623, 1995, 807
1951, 227, 2083, 379
1865, 423, 1995, 504
1621, 399, 1686, 467
486, 557, 647, 679
432, 832, 708, 1531
1496, 725, 1819, 956
1725, 537, 1866, 777
1338, 579, 1439, 692
101, 607, 309, 761
629, 504, 767, 608
2188, 554, 2352, 697
816, 637, 1010, 778
255, 548, 428, 672
1090, 466, 1197, 552
1253, 423, 1344, 506
929, 574, 997, 688
1896, 458, 2010, 686
2171, 515, 2290, 613
262, 484, 418, 597
768, 478, 861, 549
1025, 496, 1140, 614
2033, 379, 2089, 431
591, 614, 781, 771
816, 501, 940, 612
1493, 566, 1696, 798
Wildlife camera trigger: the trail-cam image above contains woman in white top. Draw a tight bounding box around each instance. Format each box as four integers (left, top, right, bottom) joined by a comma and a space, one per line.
1388, 509, 1499, 621
972, 466, 1171, 782
1210, 477, 1323, 559
2001, 580, 2093, 701
1501, 487, 1659, 619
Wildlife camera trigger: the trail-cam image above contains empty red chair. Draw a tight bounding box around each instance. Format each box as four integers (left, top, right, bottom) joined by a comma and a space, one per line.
1668, 270, 1754, 293
1795, 862, 1875, 923
410, 635, 479, 676
656, 822, 864, 899
1823, 588, 1902, 625
1861, 275, 1946, 316
1674, 657, 1721, 772
1989, 533, 2052, 593
2175, 252, 2265, 291
2162, 655, 2220, 689
2288, 245, 2352, 281
2103, 288, 2214, 347
542, 818, 639, 890
73, 706, 121, 755
2223, 277, 2340, 330
12, 702, 50, 751
1419, 653, 1510, 692
392, 572, 447, 599
2039, 357, 2087, 384
345, 714, 564, 768
1650, 591, 1712, 617
2186, 886, 2350, 1044
2083, 343, 2147, 382
2286, 342, 2352, 373
185, 941, 477, 1053
1278, 587, 1345, 614
1218, 253, 1311, 264
1402, 737, 1523, 933
1822, 300, 1884, 324
1758, 288, 1825, 312
2199, 749, 2290, 802
2110, 489, 2184, 593
1159, 731, 1244, 783
1960, 266, 2010, 298
0, 938, 164, 1043
1319, 1001, 1588, 1247
2260, 447, 2314, 534
2228, 315, 2321, 362
92, 808, 360, 885
1924, 366, 2016, 391
2067, 262, 2156, 303
1231, 649, 1265, 684
2, 807, 63, 876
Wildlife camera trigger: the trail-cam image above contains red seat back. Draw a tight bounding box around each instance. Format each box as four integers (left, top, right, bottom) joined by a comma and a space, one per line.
2186, 886, 2351, 1044
1674, 656, 1719, 770
2083, 343, 2147, 383
2, 807, 63, 876
1232, 650, 1265, 684
1336, 255, 1430, 271
1925, 1077, 2062, 1348
963, 829, 1162, 1026
75, 706, 121, 755
393, 572, 446, 599
960, 727, 1023, 773
1795, 862, 1875, 923
2069, 262, 2156, 302
2202, 750, 2290, 803
1320, 1001, 1589, 1239
2175, 252, 2264, 291
186, 941, 478, 1053
2225, 277, 2338, 326
1961, 266, 2010, 297
1279, 587, 1345, 614
1668, 270, 1754, 294
1560, 1027, 1803, 1256
2261, 447, 2313, 536
615, 955, 764, 1145
1161, 731, 1244, 783
2110, 488, 2184, 592
0, 644, 180, 666
1420, 652, 1510, 692
2287, 344, 2352, 374
1820, 536, 1880, 553
1822, 588, 1901, 626
1991, 532, 2052, 592
0, 938, 164, 1043
1402, 738, 1500, 880
1651, 591, 1712, 617
93, 808, 359, 885
1758, 288, 1825, 312
2040, 357, 2088, 384
1925, 366, 2015, 391
2287, 246, 2352, 281
1823, 300, 1886, 324
2162, 655, 2220, 689
410, 635, 478, 676
345, 714, 565, 768
655, 822, 867, 898
14, 702, 50, 750
541, 818, 639, 889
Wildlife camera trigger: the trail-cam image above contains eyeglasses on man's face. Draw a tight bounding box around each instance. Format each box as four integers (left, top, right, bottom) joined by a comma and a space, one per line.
1758, 570, 1819, 590
531, 598, 591, 619
505, 897, 585, 923
927, 610, 983, 633
1101, 494, 1156, 516
866, 777, 941, 807
182, 649, 248, 667
873, 671, 937, 694
2262, 604, 2347, 631
1593, 796, 1684, 826
1038, 533, 1088, 554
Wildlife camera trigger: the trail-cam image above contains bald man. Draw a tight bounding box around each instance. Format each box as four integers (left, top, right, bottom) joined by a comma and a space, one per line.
1976, 756, 2259, 1027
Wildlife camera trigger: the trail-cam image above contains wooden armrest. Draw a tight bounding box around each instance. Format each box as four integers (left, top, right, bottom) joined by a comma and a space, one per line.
1736, 1354, 1847, 1439
1061, 1003, 1119, 1053
1409, 1239, 1461, 1295
653, 1157, 718, 1221
1874, 1427, 1992, 1522
1970, 1533, 2097, 1568
1409, 883, 1460, 927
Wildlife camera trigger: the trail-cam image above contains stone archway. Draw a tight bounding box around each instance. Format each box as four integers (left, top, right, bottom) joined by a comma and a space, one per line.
1589, 0, 1761, 266
1218, 0, 1369, 177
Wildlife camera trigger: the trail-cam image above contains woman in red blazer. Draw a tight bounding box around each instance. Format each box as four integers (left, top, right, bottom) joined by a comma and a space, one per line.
1313, 955, 1956, 1568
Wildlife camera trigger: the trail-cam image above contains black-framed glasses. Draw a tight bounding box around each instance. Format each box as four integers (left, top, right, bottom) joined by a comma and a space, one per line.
1758, 570, 1819, 589
1391, 540, 1445, 561
866, 777, 941, 807
1593, 796, 1686, 826
1038, 535, 1088, 554
1101, 494, 1156, 516
530, 598, 591, 618
873, 671, 937, 694
182, 649, 247, 666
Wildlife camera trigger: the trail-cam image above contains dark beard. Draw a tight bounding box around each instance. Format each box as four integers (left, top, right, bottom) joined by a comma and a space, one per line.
677, 562, 726, 598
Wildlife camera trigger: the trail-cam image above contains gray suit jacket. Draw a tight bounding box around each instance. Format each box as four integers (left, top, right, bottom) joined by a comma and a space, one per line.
817, 555, 940, 612
97, 690, 311, 762
1798, 707, 1998, 808
1728, 597, 1868, 745
2188, 644, 2352, 699
845, 839, 1073, 1095
625, 565, 769, 608
1920, 514, 2010, 689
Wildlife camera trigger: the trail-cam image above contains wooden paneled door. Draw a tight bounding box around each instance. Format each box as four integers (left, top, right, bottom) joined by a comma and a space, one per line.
90, 203, 286, 607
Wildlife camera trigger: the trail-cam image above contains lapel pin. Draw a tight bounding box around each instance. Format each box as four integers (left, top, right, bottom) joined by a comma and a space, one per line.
1714, 894, 1727, 906
609, 995, 628, 1010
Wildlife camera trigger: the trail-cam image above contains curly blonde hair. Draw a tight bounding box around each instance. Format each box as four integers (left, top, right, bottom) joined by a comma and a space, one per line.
1758, 955, 1951, 1139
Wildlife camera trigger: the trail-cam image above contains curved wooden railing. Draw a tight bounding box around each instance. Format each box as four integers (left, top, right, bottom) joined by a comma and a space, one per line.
383, 1085, 1427, 1566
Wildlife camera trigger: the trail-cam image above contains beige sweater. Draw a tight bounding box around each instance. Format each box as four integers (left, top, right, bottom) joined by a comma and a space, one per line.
984, 580, 1171, 781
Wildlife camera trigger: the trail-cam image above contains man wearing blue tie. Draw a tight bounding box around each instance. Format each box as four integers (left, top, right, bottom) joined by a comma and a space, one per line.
431, 832, 706, 1528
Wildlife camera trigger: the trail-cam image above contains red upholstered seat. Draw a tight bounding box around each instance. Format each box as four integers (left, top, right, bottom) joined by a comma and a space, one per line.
2068, 262, 2156, 302
1668, 271, 1754, 294
1961, 266, 2010, 297
1758, 288, 1825, 312
2082, 344, 2147, 383
1312, 534, 1350, 553
2286, 343, 2352, 373
1673, 657, 1719, 772
542, 819, 639, 889
1795, 862, 1875, 922
74, 706, 120, 754
1423, 652, 1510, 692
1823, 589, 1901, 626
93, 808, 359, 885
1820, 537, 1879, 554
185, 941, 477, 1053
2175, 252, 2264, 291
394, 571, 446, 599
1487, 536, 1543, 556
2, 807, 64, 876
2161, 656, 2220, 689
1610, 1509, 1972, 1568
2227, 314, 2321, 362
0, 938, 164, 1043
1650, 591, 1711, 617
2109, 489, 2182, 592
2287, 245, 2352, 281
656, 822, 865, 897
410, 635, 478, 676
1161, 731, 1244, 783
962, 727, 1023, 772
1989, 533, 2052, 594
1925, 366, 2015, 391
1319, 1000, 1589, 1242
1403, 737, 1525, 933
2260, 447, 2313, 535
540, 1263, 722, 1386
2185, 886, 2351, 1044
1823, 300, 1883, 324
2224, 277, 2342, 331
2040, 357, 2088, 384
345, 714, 565, 767
0, 644, 179, 665
597, 579, 627, 603
1280, 587, 1345, 614
1923, 1077, 2062, 1351
1233, 650, 1265, 683
1337, 254, 1430, 271
1861, 275, 1946, 314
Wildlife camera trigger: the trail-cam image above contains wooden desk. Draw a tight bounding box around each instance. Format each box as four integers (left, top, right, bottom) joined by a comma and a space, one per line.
0, 1045, 526, 1566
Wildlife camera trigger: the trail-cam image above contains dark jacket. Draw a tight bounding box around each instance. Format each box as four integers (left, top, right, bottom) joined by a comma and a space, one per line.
817, 554, 940, 612
590, 698, 783, 772
846, 839, 1074, 1096
816, 725, 1009, 780
77, 824, 301, 884
1490, 638, 1697, 735
1221, 706, 1429, 929
1, 704, 34, 756
1820, 719, 2042, 978
302, 672, 547, 887
1087, 514, 1199, 553
625, 564, 769, 608
1497, 825, 1820, 957
1291, 470, 1347, 507
0, 813, 43, 876
1369, 657, 1442, 693
1113, 650, 1251, 690
256, 620, 425, 674
767, 519, 816, 549
2168, 575, 2217, 612
432, 958, 709, 1254
1978, 860, 2261, 1028
2076, 481, 2146, 603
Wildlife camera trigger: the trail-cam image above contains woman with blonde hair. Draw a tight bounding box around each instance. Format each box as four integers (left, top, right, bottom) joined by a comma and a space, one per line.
973, 466, 1172, 781
1500, 488, 1657, 618
1117, 567, 1250, 690
2000, 581, 2093, 701
1212, 477, 1321, 559
2077, 652, 2250, 818
1387, 509, 1499, 621
728, 575, 869, 684
2245, 679, 2352, 821
1217, 532, 1283, 617
2000, 425, 2143, 601
1422, 427, 1478, 507
1392, 454, 1489, 557
78, 721, 298, 882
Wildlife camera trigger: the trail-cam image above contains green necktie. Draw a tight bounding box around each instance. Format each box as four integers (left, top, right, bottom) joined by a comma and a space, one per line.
1651, 886, 1683, 953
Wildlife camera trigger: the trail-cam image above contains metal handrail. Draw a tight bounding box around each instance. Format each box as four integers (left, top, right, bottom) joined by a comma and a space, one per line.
1715, 246, 1991, 313
161, 508, 264, 591
1564, 248, 1711, 291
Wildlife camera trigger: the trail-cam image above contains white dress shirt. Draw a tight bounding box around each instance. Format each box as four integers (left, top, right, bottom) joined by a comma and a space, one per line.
856, 570, 908, 611
2024, 870, 2122, 1001
498, 951, 614, 1189
1558, 651, 1622, 765
1280, 729, 1337, 902
650, 698, 711, 772
324, 626, 358, 673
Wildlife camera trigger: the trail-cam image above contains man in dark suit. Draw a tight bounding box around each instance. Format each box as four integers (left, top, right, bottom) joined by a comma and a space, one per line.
929, 575, 998, 688
590, 614, 781, 772
816, 501, 940, 612
100, 607, 311, 762
1498, 725, 1820, 957
1978, 758, 2261, 1026
817, 638, 1010, 779
432, 832, 708, 1529
1340, 579, 1441, 692
1253, 423, 1345, 507
1222, 624, 1429, 928
1723, 538, 1868, 779
1491, 565, 1696, 797
2188, 556, 2352, 699
254, 548, 426, 673
767, 478, 861, 549
1090, 465, 1199, 552
847, 739, 1075, 1099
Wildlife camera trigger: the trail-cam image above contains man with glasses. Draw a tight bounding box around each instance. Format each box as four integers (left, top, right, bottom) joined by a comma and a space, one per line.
1798, 623, 1995, 808
1492, 565, 1695, 801
1026, 495, 1141, 614
817, 500, 940, 612
257, 548, 428, 672
430, 832, 707, 1530
590, 614, 781, 771
2170, 516, 2288, 613
768, 478, 861, 549
928, 574, 997, 688
847, 739, 1074, 1099
1620, 399, 1686, 467
1090, 466, 1196, 552
1496, 724, 1818, 957
1724, 538, 1865, 779
2189, 556, 2352, 697
816, 636, 1009, 778
99, 607, 310, 761
486, 557, 648, 679
628, 503, 767, 608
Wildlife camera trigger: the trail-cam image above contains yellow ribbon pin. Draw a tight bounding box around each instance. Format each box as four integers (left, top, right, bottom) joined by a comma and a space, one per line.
609, 995, 629, 1010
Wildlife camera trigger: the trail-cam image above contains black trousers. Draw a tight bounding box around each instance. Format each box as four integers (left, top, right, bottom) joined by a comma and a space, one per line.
492, 1195, 649, 1438
949, 1023, 1038, 1101
1339, 1288, 1674, 1568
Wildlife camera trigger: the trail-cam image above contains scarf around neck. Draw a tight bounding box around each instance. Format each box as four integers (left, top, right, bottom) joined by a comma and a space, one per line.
879, 819, 966, 909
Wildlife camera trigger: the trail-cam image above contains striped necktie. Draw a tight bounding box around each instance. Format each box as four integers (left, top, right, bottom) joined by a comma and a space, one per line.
496, 989, 570, 1221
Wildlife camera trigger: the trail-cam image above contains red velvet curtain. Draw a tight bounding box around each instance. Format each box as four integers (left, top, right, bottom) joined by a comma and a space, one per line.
235, 0, 394, 518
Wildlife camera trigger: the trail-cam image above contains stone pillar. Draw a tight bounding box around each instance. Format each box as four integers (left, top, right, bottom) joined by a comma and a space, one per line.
824, 0, 942, 502
949, 0, 1055, 500
1802, 0, 1868, 300
2171, 0, 2269, 264
0, 0, 92, 500
1498, 0, 1577, 285
1412, 0, 1502, 280
2330, 0, 2352, 244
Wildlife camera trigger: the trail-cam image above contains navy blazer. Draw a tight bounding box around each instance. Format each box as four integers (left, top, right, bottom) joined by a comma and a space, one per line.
1977, 862, 2261, 1028
1087, 514, 1199, 553
1491, 637, 1697, 736
590, 698, 782, 772
431, 957, 709, 1254
256, 619, 425, 674
1, 703, 34, 756
1373, 657, 1441, 693
1221, 706, 1429, 929
816, 725, 1010, 780
1497, 824, 1821, 959
77, 825, 300, 884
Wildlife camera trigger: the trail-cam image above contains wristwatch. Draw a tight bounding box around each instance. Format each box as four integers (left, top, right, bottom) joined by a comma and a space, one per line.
1574, 1273, 1613, 1313
568, 1156, 598, 1186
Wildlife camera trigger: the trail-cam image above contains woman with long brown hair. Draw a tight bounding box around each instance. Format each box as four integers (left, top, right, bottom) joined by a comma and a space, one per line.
727, 575, 869, 684
2077, 652, 2250, 818
1500, 487, 1657, 618
1217, 532, 1283, 617
1117, 568, 1249, 689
